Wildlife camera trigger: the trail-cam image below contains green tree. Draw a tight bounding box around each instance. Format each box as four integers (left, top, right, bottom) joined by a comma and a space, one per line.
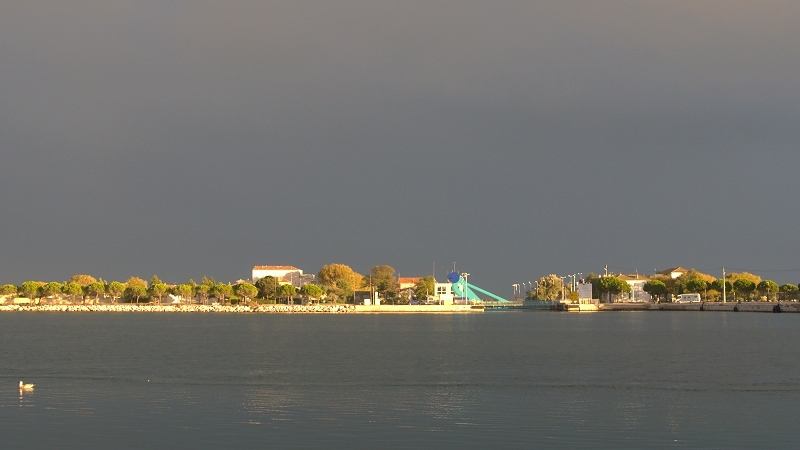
41, 282, 63, 303
711, 279, 732, 295
318, 263, 362, 288
597, 276, 629, 302
174, 284, 194, 304
673, 269, 715, 295
0, 284, 18, 297
234, 282, 257, 304
126, 277, 147, 289
327, 279, 354, 303
213, 283, 233, 304
150, 275, 163, 286
123, 277, 148, 303
20, 281, 41, 300
198, 276, 215, 304
69, 274, 97, 287
255, 276, 279, 301
643, 279, 667, 302
779, 284, 799, 301
188, 279, 198, 301
536, 274, 562, 300
413, 276, 436, 302
63, 281, 84, 303
733, 279, 756, 301
149, 283, 169, 304
196, 283, 210, 305
727, 272, 761, 299
277, 284, 297, 304
728, 272, 761, 283
107, 281, 125, 304
125, 285, 147, 303
86, 281, 106, 303
756, 280, 779, 301
367, 265, 399, 303
299, 283, 324, 303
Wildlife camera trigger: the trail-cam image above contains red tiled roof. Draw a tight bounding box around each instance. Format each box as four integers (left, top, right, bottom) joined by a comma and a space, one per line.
398, 277, 423, 284
253, 265, 300, 271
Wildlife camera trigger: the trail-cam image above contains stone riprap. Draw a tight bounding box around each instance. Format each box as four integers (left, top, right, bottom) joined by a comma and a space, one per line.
0, 304, 355, 313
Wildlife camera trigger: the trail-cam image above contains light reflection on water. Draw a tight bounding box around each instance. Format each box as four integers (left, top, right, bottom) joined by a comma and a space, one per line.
1, 312, 800, 448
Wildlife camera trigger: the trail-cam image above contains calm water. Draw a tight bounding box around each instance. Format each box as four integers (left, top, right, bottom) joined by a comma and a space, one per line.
2, 311, 799, 448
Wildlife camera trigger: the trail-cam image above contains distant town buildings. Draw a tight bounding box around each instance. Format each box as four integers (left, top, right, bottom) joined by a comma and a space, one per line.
245, 263, 744, 305
251, 265, 314, 288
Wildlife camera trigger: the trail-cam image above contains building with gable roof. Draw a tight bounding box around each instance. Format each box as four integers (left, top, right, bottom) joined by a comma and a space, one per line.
252, 265, 314, 287
656, 267, 689, 279
618, 273, 652, 302
398, 277, 423, 290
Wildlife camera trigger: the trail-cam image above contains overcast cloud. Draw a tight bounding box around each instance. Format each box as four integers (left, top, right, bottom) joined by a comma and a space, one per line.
2, 1, 800, 294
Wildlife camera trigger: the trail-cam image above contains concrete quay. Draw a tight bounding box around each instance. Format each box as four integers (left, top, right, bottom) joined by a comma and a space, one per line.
353, 304, 484, 313
654, 302, 800, 313
594, 302, 800, 313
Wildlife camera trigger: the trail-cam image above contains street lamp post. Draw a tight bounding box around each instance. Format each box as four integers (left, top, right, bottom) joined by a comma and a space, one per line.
462, 273, 470, 305
560, 276, 566, 301
722, 267, 726, 303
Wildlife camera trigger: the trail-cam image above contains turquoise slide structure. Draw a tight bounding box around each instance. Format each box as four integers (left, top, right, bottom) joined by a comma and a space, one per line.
447, 272, 508, 303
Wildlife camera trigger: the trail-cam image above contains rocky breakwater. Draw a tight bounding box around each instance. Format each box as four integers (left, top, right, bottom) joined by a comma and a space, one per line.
0, 304, 356, 314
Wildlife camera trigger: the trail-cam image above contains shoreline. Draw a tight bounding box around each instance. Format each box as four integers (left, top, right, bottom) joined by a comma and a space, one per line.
2, 302, 797, 313
0, 304, 357, 313
0, 303, 483, 314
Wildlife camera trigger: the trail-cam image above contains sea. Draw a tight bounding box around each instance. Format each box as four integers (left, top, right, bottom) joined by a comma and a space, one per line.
2, 311, 799, 449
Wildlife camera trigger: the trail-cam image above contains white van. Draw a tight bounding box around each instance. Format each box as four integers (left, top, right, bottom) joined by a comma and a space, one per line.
674, 293, 701, 303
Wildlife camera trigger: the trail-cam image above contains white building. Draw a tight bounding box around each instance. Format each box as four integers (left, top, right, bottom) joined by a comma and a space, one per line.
619, 273, 652, 302
252, 265, 305, 287
433, 282, 454, 305
657, 267, 688, 279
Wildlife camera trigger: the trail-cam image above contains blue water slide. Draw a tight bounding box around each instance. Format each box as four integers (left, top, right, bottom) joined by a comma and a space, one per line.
447, 271, 508, 302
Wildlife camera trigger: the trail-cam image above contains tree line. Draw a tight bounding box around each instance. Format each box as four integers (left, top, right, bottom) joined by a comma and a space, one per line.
525, 269, 797, 302
1, 275, 241, 305
0, 263, 434, 305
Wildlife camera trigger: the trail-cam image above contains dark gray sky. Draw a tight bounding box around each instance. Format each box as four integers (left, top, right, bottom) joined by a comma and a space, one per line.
2, 1, 800, 294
